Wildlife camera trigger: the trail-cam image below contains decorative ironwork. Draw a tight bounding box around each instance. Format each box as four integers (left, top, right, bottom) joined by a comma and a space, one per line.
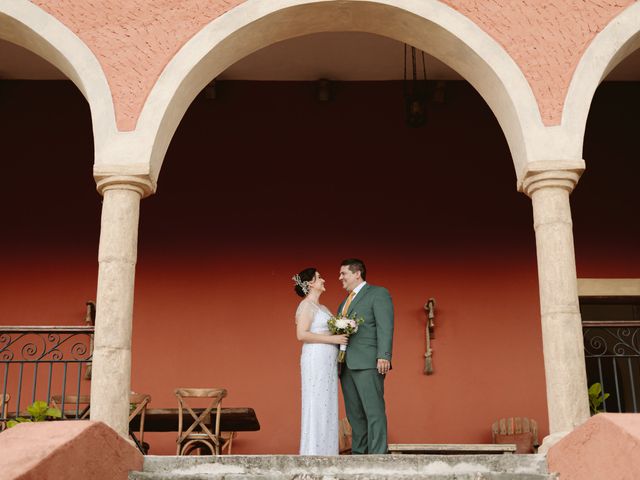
583, 321, 640, 413
584, 326, 640, 357
0, 327, 93, 363
0, 326, 94, 427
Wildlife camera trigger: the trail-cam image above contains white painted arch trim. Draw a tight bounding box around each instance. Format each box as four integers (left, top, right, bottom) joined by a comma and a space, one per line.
562, 2, 640, 163
0, 0, 117, 159
134, 0, 546, 186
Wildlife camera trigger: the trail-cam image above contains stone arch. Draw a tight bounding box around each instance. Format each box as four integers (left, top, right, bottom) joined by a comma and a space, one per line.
135, 0, 546, 184
0, 1, 116, 161
562, 2, 640, 161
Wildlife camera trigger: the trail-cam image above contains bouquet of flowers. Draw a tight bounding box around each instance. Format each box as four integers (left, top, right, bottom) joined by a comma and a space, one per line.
328, 312, 365, 363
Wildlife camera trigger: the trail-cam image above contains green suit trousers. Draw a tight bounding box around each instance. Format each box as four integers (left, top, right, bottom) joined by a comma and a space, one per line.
340, 366, 388, 454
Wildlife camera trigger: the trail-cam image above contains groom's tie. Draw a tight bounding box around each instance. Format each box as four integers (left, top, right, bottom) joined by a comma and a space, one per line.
341, 291, 356, 316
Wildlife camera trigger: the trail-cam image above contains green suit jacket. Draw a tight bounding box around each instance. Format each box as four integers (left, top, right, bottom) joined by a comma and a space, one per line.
338, 283, 394, 370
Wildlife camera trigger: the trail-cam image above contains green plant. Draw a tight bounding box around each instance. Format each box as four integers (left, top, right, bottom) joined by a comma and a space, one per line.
588, 383, 610, 415
7, 400, 62, 428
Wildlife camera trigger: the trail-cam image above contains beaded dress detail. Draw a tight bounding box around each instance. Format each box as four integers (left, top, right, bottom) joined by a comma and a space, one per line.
296, 300, 339, 455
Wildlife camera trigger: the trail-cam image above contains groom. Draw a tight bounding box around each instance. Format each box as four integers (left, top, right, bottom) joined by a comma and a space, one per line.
338, 258, 394, 454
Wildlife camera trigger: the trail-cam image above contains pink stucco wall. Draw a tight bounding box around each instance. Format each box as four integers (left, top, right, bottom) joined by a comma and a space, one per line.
0, 421, 142, 480
548, 414, 640, 480
31, 0, 245, 131
31, 0, 634, 130
441, 1, 634, 125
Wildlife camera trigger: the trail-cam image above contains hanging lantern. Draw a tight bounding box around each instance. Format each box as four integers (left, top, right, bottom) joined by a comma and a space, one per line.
403, 44, 428, 128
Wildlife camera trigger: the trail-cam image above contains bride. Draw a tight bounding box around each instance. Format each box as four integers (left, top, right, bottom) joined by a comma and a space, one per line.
293, 267, 348, 455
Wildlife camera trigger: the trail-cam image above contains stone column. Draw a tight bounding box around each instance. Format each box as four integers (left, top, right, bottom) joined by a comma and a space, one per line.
90, 175, 153, 438
521, 162, 590, 449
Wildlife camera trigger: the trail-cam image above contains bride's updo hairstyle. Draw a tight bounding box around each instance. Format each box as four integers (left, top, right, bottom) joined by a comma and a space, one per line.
293, 267, 317, 298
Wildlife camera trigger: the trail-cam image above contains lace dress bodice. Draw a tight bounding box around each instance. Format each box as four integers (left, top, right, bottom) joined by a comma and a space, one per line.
297, 301, 332, 334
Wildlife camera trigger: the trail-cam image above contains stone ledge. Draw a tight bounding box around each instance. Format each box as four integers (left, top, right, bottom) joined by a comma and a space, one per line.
140, 454, 548, 475
130, 473, 554, 480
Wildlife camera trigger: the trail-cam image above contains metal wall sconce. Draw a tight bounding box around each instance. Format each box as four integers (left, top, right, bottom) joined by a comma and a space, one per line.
403, 44, 428, 127
433, 80, 446, 104
84, 300, 96, 380
316, 78, 332, 102
424, 298, 436, 375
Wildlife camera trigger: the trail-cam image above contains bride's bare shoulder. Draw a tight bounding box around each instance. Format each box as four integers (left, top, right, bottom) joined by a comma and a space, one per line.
295, 299, 319, 317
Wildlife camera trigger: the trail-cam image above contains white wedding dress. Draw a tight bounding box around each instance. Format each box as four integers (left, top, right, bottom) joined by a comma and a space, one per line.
296, 300, 339, 455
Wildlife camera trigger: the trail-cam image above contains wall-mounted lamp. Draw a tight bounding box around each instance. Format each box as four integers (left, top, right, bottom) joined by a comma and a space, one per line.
425, 297, 436, 336
84, 300, 96, 380
424, 297, 436, 375
433, 80, 446, 104
316, 78, 332, 102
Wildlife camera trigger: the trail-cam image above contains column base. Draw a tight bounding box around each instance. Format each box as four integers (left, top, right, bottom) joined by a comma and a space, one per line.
537, 431, 570, 454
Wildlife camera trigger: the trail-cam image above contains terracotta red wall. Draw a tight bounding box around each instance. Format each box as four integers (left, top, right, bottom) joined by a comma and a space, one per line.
0, 80, 638, 454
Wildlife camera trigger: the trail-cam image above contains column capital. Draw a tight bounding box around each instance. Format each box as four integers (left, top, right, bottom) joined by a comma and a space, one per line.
95, 174, 155, 198
518, 160, 585, 197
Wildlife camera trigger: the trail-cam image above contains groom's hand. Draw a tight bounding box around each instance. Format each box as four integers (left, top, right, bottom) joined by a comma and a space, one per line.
377, 359, 390, 375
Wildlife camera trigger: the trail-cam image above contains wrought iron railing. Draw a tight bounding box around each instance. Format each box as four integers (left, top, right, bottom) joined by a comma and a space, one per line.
583, 320, 640, 413
0, 326, 94, 426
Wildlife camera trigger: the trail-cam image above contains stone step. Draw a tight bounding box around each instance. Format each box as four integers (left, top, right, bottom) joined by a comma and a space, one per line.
129, 455, 553, 480
130, 473, 555, 480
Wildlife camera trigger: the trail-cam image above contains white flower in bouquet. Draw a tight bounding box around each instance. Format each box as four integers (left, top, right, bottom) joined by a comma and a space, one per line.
334, 318, 357, 330
328, 312, 364, 363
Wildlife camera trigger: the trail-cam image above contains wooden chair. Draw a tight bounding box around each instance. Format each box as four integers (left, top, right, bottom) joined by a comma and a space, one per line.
491, 417, 539, 453
51, 392, 151, 453
175, 388, 227, 455
51, 394, 91, 419
220, 431, 237, 454
1, 394, 10, 431
129, 393, 152, 452
338, 417, 352, 454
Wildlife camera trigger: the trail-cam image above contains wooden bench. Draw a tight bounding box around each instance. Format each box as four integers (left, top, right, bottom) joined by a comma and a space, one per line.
389, 443, 517, 455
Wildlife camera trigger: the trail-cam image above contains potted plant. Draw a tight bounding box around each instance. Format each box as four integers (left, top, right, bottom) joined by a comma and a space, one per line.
7, 401, 61, 428
588, 383, 610, 415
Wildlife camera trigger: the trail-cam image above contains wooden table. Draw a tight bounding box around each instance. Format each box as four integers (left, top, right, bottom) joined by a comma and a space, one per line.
129, 407, 260, 433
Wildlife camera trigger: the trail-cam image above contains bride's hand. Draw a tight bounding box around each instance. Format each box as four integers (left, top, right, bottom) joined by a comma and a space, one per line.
333, 334, 349, 345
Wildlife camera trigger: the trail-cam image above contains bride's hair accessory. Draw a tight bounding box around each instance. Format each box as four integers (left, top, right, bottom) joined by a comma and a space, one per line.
292, 274, 310, 295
